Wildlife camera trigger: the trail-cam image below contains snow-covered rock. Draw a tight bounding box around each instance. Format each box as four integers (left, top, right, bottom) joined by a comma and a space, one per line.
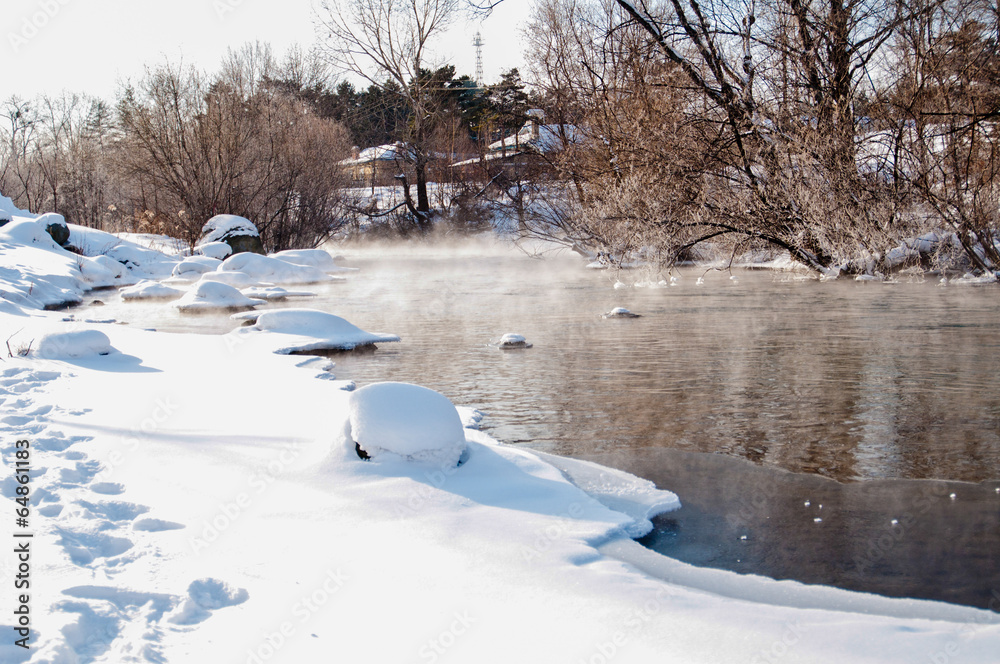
237, 308, 399, 354
346, 382, 467, 466
37, 212, 70, 245
602, 307, 641, 319
173, 280, 264, 312
197, 271, 261, 289
497, 333, 532, 349
200, 214, 263, 255
196, 241, 233, 260
172, 256, 222, 278
219, 253, 334, 285
120, 280, 187, 301
33, 329, 115, 359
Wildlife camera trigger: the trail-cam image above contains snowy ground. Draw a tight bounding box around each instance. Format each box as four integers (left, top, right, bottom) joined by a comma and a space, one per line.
1, 201, 999, 662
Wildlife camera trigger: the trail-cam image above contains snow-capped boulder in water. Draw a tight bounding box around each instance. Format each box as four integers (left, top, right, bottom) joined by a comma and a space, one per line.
173, 280, 264, 313
200, 215, 264, 256
241, 308, 400, 354
33, 329, 115, 359
196, 241, 233, 260
36, 212, 70, 246
346, 382, 467, 466
120, 280, 186, 301
497, 333, 532, 349
219, 252, 333, 285
602, 307, 641, 319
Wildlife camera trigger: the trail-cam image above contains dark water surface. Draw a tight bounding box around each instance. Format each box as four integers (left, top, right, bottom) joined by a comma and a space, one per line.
81, 245, 1000, 610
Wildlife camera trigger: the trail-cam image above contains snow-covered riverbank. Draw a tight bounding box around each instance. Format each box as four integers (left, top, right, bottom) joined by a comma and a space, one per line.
2, 199, 999, 662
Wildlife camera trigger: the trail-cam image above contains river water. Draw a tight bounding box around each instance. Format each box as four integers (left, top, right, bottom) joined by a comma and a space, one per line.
81, 243, 1000, 611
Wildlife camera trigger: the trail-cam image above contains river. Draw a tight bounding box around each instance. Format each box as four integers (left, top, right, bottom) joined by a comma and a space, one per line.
80, 242, 1000, 611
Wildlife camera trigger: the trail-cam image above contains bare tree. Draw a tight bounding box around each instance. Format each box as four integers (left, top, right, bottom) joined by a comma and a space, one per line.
315, 0, 462, 221
116, 44, 354, 250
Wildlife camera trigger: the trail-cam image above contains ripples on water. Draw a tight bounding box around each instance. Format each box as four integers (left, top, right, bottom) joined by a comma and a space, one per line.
82, 243, 1000, 609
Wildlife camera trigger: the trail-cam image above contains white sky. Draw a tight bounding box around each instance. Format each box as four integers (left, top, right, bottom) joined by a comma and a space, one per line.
3, 0, 531, 101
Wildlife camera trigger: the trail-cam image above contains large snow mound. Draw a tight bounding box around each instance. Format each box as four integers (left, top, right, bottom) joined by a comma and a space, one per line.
347, 382, 467, 466
174, 280, 264, 312
239, 308, 400, 354
219, 253, 333, 285
0, 217, 64, 251
33, 329, 115, 359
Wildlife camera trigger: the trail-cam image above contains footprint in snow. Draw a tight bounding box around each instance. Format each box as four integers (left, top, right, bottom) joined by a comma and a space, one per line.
59, 459, 103, 485
34, 434, 91, 453
167, 578, 249, 625
133, 518, 186, 532
55, 527, 134, 566
77, 500, 149, 522
90, 482, 126, 496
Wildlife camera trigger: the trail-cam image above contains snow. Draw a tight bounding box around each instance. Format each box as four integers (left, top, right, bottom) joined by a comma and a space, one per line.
2, 191, 1000, 663
172, 256, 222, 278
0, 217, 64, 251
0, 191, 32, 220
196, 241, 233, 260
197, 270, 261, 289
33, 328, 115, 359
346, 382, 468, 466
219, 252, 336, 285
120, 280, 187, 301
235, 308, 400, 354
200, 214, 260, 243
173, 280, 265, 312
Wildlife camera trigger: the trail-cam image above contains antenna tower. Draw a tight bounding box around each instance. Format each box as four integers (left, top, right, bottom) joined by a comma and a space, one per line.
473, 31, 484, 87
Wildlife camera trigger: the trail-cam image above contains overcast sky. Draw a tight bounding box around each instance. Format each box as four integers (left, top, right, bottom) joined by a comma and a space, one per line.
4, 0, 530, 101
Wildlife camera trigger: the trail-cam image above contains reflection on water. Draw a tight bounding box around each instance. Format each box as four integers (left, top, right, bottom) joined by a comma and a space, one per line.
590, 448, 1000, 610
80, 245, 1000, 608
